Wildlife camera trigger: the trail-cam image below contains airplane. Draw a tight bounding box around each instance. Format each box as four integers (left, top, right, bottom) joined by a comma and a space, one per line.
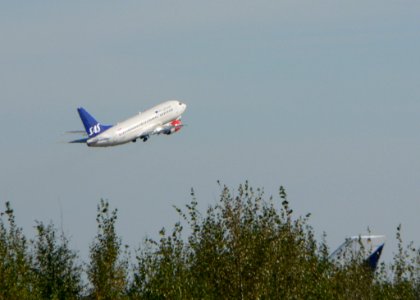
329, 235, 385, 271
69, 100, 187, 147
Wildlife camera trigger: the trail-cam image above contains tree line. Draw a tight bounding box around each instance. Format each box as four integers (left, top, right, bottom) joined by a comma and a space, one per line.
0, 182, 419, 299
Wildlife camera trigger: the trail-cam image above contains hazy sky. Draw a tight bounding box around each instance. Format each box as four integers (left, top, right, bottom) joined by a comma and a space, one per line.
1, 1, 419, 262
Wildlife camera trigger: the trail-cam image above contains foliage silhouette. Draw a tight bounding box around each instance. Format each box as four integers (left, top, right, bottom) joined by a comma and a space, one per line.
87, 199, 128, 300
32, 221, 83, 299
0, 183, 419, 299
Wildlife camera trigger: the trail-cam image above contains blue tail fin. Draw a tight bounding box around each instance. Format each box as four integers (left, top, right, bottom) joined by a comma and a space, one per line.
77, 107, 111, 137
367, 243, 384, 271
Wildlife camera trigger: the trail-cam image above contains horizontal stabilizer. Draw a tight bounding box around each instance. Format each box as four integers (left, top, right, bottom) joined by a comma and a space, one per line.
69, 138, 88, 144
66, 130, 87, 135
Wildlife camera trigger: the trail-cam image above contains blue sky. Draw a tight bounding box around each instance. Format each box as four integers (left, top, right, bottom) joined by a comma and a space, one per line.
1, 1, 419, 261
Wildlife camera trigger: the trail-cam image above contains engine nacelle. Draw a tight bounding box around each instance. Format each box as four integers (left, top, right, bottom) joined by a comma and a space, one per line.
164, 119, 183, 135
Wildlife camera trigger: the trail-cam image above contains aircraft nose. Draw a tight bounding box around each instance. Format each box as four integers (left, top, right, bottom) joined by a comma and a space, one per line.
178, 101, 187, 112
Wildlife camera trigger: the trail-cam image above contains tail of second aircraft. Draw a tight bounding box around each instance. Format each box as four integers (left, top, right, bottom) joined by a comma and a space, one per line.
77, 107, 112, 137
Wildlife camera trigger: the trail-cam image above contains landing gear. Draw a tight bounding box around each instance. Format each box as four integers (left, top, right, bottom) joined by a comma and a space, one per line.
132, 139, 137, 143
141, 135, 149, 142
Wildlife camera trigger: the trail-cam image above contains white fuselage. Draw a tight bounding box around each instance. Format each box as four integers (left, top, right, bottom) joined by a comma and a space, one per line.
87, 100, 187, 147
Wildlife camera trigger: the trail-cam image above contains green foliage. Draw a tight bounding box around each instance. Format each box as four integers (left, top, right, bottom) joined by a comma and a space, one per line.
0, 202, 34, 300
1, 183, 420, 299
132, 182, 420, 299
87, 199, 128, 300
32, 221, 83, 299
372, 224, 420, 300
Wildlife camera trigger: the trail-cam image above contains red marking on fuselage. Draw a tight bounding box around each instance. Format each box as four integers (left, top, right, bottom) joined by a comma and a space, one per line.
170, 120, 182, 132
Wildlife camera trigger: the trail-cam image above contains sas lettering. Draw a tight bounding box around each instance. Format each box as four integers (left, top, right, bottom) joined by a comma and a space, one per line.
89, 124, 101, 136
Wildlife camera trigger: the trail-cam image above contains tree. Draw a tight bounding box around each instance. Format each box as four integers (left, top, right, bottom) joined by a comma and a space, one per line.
88, 199, 128, 300
32, 221, 83, 299
0, 202, 34, 299
132, 182, 331, 299
1, 184, 420, 299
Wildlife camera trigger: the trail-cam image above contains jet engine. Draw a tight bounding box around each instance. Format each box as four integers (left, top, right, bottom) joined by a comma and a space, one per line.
153, 119, 183, 135
164, 119, 183, 135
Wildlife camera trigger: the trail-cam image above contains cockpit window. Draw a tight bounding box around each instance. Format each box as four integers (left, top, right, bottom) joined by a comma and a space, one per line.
179, 102, 182, 105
